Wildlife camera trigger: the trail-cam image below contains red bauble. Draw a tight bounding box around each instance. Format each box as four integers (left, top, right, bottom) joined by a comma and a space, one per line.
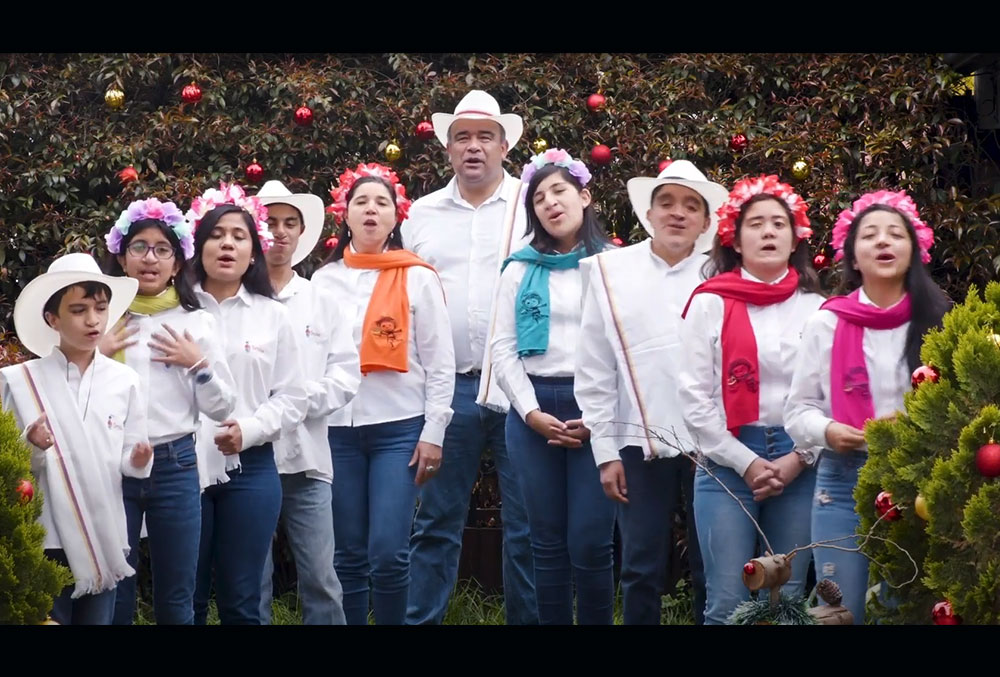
658, 159, 673, 173
743, 562, 756, 576
875, 491, 902, 521
813, 253, 829, 270
590, 144, 612, 165
911, 364, 940, 389
415, 120, 435, 141
729, 133, 748, 153
181, 82, 202, 104
16, 479, 34, 504
932, 600, 961, 625
324, 236, 339, 250
611, 236, 624, 247
587, 93, 606, 112
294, 105, 314, 126
975, 442, 1000, 478
118, 166, 139, 184
245, 161, 264, 183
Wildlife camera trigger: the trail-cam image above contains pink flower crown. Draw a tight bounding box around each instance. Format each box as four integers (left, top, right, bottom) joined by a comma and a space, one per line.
326, 162, 411, 225
832, 190, 934, 264
715, 175, 812, 248
520, 148, 592, 205
185, 182, 274, 253
106, 198, 194, 260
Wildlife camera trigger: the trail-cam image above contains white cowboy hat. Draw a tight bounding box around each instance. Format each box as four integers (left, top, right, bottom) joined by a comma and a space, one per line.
431, 89, 523, 149
626, 160, 730, 253
255, 180, 325, 267
13, 253, 138, 358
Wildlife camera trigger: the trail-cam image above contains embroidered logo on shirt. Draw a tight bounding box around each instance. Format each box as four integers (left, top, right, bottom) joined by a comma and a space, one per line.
304, 325, 325, 342
726, 358, 759, 393
106, 415, 124, 431
843, 366, 871, 399
518, 292, 546, 324
372, 316, 402, 349
243, 340, 267, 354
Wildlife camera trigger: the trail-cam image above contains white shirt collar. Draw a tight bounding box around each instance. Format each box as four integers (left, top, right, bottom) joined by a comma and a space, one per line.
647, 239, 704, 272
857, 286, 907, 310
740, 266, 790, 285
275, 272, 307, 301
440, 171, 514, 209
194, 282, 253, 307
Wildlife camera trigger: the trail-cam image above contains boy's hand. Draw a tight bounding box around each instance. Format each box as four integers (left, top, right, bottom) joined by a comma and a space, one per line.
27, 414, 54, 448
214, 420, 243, 455
130, 441, 153, 468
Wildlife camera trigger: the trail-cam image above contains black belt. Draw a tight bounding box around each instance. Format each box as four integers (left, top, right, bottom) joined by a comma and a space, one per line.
458, 368, 482, 377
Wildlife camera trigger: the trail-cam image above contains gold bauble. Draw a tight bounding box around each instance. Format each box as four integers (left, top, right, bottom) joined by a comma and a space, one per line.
791, 158, 810, 181
914, 494, 930, 521
105, 86, 125, 110
384, 142, 402, 163
531, 138, 548, 155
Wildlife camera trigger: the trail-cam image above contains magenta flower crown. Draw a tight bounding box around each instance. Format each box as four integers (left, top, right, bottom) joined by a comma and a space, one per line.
716, 175, 812, 248
326, 162, 411, 225
520, 148, 592, 205
185, 182, 274, 253
106, 198, 194, 259
831, 190, 934, 264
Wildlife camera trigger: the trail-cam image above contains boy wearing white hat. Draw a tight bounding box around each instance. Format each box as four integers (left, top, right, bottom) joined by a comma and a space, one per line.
575, 161, 727, 624
0, 253, 152, 624
256, 180, 361, 625
402, 89, 537, 625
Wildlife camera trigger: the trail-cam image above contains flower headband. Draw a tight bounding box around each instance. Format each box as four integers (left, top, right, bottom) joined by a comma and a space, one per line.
326, 162, 411, 225
106, 198, 194, 260
832, 190, 934, 264
185, 182, 274, 253
715, 174, 812, 248
520, 148, 592, 205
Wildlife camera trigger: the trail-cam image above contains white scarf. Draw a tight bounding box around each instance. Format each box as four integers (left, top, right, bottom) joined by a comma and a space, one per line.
2, 358, 134, 597
196, 417, 240, 489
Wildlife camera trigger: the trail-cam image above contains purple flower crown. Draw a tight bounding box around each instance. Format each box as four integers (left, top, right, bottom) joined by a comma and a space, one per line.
106, 198, 194, 260
520, 148, 592, 205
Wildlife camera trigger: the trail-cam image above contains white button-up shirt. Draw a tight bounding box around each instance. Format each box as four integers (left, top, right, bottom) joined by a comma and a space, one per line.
311, 256, 455, 446
784, 289, 910, 461
273, 273, 361, 482
678, 268, 825, 476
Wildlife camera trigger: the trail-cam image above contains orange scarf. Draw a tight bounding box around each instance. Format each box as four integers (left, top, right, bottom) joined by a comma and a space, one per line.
343, 248, 438, 375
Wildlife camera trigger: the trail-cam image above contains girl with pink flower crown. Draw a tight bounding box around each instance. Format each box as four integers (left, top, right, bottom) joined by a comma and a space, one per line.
100, 198, 238, 625
677, 175, 826, 624
784, 190, 950, 623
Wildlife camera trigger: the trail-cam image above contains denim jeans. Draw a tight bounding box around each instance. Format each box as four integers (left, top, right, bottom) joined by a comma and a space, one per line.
811, 449, 869, 624
46, 549, 117, 625
329, 416, 423, 625
693, 426, 816, 625
407, 373, 537, 625
259, 472, 346, 625
505, 376, 616, 625
112, 433, 201, 625
194, 443, 282, 625
618, 446, 706, 625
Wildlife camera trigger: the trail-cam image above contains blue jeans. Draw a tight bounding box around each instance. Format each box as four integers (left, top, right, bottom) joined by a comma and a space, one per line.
194, 443, 282, 625
45, 549, 117, 625
506, 376, 616, 625
329, 416, 423, 625
811, 449, 869, 624
407, 373, 537, 625
260, 472, 346, 625
619, 446, 706, 625
693, 426, 816, 625
113, 433, 201, 625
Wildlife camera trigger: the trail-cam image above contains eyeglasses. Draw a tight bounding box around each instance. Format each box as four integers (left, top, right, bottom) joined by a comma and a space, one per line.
126, 241, 175, 260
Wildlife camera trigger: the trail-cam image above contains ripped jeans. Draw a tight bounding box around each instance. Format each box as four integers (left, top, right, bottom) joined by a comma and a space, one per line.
811, 449, 869, 624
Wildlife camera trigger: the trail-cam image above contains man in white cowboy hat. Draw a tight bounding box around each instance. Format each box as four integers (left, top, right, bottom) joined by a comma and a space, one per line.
0, 252, 153, 624
256, 180, 361, 625
575, 160, 728, 625
401, 89, 538, 625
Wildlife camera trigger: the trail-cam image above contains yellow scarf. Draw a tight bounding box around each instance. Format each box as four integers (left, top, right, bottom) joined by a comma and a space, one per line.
112, 286, 181, 363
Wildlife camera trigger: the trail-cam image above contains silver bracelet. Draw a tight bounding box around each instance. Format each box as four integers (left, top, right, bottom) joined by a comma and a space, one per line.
185, 357, 209, 375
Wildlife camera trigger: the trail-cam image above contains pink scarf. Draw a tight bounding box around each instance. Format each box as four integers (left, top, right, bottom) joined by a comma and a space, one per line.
821, 289, 911, 430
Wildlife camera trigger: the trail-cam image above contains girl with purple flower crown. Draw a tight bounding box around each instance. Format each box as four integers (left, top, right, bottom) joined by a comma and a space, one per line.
99, 197, 238, 625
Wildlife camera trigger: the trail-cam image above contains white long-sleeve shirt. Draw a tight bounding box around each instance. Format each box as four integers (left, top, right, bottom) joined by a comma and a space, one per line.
784, 289, 910, 461
575, 241, 707, 466
119, 303, 237, 447
677, 268, 824, 476
311, 257, 455, 446
490, 259, 583, 421
273, 273, 361, 482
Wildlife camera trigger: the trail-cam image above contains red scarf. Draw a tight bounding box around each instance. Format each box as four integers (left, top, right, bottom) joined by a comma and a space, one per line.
682, 267, 800, 436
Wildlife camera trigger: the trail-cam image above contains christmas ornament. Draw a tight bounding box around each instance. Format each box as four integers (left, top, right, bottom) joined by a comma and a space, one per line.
914, 493, 930, 521
932, 600, 961, 625
245, 160, 264, 183
181, 82, 202, 104
385, 142, 402, 163
105, 86, 125, 110
813, 253, 829, 270
590, 144, 612, 165
118, 166, 139, 185
658, 159, 673, 173
729, 133, 748, 153
587, 93, 606, 112
612, 236, 624, 247
743, 562, 756, 576
16, 479, 34, 504
324, 236, 339, 250
911, 364, 939, 389
975, 441, 1000, 478
415, 120, 434, 141
808, 578, 854, 625
791, 158, 811, 180
875, 491, 902, 521
294, 105, 314, 126
531, 138, 548, 155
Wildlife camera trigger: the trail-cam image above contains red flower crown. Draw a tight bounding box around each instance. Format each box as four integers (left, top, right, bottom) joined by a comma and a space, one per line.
326, 162, 411, 225
715, 175, 812, 248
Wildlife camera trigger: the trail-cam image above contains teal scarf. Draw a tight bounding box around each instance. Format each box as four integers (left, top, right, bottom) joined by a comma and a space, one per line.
501, 245, 585, 357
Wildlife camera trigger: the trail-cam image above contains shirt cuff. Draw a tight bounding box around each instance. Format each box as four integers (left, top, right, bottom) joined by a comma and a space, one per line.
121, 450, 153, 479
807, 415, 835, 451
510, 390, 541, 422
419, 419, 447, 447
725, 438, 760, 478
591, 438, 623, 468
236, 416, 265, 451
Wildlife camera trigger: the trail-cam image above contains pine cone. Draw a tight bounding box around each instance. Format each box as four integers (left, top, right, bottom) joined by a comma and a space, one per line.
816, 578, 843, 606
